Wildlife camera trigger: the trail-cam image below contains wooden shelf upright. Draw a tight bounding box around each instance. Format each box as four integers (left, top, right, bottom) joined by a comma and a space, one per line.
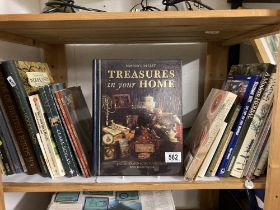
0, 9, 279, 210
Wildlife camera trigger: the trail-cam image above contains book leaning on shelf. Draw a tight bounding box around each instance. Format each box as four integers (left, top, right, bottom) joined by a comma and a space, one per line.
184, 88, 237, 180
0, 64, 40, 175
1, 61, 52, 177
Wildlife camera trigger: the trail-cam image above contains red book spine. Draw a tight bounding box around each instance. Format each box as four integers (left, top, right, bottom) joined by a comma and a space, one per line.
54, 92, 91, 177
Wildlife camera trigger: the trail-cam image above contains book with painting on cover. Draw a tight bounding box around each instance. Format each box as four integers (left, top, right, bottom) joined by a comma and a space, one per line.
184, 89, 236, 180
93, 59, 183, 176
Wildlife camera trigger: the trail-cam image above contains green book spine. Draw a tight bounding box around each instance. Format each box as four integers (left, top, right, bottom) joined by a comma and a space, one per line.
2, 61, 50, 177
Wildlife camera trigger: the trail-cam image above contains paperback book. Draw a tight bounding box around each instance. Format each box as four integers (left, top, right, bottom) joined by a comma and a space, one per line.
93, 59, 183, 176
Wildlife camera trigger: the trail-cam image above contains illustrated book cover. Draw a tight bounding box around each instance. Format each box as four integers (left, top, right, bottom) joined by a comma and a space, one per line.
93, 59, 183, 176
184, 88, 236, 180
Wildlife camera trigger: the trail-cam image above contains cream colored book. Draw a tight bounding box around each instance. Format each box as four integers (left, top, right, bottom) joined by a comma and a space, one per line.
254, 139, 269, 177
184, 89, 237, 180
29, 94, 65, 177
195, 122, 227, 180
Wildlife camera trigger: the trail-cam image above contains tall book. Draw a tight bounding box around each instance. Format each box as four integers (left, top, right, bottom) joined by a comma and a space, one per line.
184, 89, 236, 180
1, 60, 55, 177
29, 94, 65, 178
230, 72, 276, 178
0, 65, 40, 174
254, 139, 269, 177
39, 85, 79, 177
0, 101, 23, 173
217, 64, 274, 177
54, 87, 92, 177
93, 59, 183, 176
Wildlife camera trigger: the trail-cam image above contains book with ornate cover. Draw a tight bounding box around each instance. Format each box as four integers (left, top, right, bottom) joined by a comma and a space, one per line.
39, 85, 79, 177
93, 59, 183, 176
29, 94, 65, 178
1, 60, 53, 177
54, 87, 92, 177
216, 75, 261, 177
0, 65, 40, 174
184, 89, 236, 180
254, 138, 269, 177
230, 72, 276, 178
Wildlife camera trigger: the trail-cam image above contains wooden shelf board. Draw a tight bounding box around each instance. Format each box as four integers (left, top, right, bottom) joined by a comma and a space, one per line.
3, 177, 265, 192
0, 10, 279, 46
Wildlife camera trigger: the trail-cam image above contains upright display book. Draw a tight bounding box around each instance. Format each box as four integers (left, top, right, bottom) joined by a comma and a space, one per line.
93, 59, 183, 176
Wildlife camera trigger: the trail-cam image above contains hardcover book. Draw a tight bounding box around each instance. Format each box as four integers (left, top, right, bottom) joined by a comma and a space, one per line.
216, 74, 261, 177
93, 59, 183, 176
2, 60, 54, 177
39, 84, 79, 177
54, 87, 92, 177
0, 65, 40, 174
184, 89, 236, 180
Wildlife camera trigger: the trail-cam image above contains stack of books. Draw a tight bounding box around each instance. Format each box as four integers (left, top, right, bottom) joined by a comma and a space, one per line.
184, 63, 275, 181
0, 60, 92, 178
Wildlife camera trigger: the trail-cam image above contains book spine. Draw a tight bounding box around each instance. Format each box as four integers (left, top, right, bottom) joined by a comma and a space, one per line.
217, 79, 261, 177
0, 66, 40, 174
230, 73, 276, 178
93, 59, 101, 175
0, 104, 22, 173
2, 61, 50, 177
254, 139, 269, 176
29, 94, 65, 177
184, 92, 236, 180
206, 105, 240, 176
0, 154, 5, 175
195, 122, 227, 180
54, 91, 91, 177
243, 108, 272, 178
39, 85, 79, 177
0, 129, 13, 174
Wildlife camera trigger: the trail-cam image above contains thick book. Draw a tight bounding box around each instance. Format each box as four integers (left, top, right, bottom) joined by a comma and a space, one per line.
217, 74, 263, 177
184, 89, 236, 180
0, 65, 40, 174
93, 59, 183, 176
39, 85, 79, 177
54, 87, 92, 177
230, 72, 276, 178
195, 121, 227, 180
29, 94, 65, 178
1, 60, 54, 177
0, 101, 22, 173
254, 139, 269, 177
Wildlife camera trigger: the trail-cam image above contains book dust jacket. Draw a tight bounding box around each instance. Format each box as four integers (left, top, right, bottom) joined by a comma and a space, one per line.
93, 59, 183, 175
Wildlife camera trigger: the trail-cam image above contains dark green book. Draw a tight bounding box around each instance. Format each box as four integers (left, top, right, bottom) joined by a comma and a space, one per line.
39, 84, 79, 177
1, 60, 52, 177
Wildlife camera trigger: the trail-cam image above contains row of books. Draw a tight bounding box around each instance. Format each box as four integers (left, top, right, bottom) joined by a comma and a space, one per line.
47, 191, 175, 210
0, 60, 92, 178
184, 63, 275, 181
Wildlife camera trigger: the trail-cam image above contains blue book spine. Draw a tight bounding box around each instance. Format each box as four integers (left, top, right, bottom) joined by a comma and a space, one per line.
39, 85, 79, 177
217, 76, 261, 177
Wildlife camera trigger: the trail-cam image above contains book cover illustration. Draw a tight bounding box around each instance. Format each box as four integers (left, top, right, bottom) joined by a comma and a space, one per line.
184, 89, 236, 180
94, 59, 183, 176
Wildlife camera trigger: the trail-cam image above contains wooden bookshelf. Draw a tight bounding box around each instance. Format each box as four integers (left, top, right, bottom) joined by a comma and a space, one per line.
0, 9, 279, 210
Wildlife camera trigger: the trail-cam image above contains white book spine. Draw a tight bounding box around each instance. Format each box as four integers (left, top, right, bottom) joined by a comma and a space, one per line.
29, 94, 65, 177
231, 73, 275, 178
195, 122, 227, 180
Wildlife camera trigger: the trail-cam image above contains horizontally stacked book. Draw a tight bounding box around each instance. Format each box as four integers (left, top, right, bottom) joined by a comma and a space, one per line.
184, 63, 275, 181
0, 61, 92, 178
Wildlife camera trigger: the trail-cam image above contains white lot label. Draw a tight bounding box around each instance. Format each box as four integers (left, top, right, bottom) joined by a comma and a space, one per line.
165, 152, 181, 163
